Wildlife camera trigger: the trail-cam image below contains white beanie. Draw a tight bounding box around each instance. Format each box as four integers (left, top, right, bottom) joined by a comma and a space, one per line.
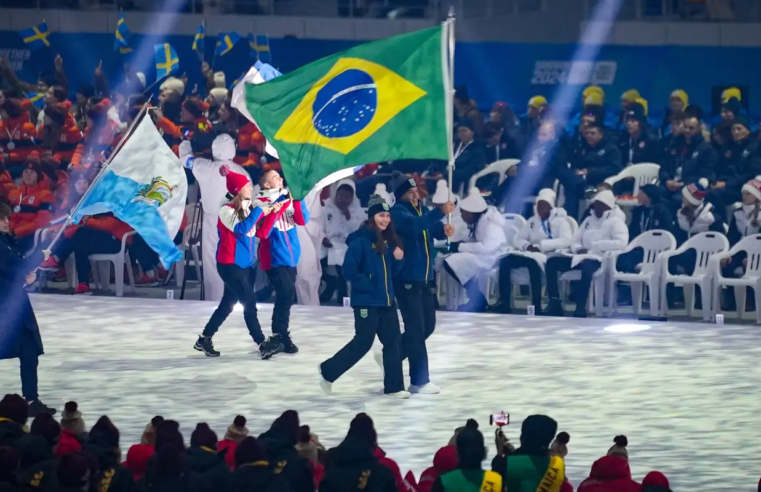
160, 76, 185, 96
681, 178, 709, 207
135, 72, 146, 89
460, 187, 488, 213
741, 176, 761, 202
213, 71, 226, 88
211, 134, 237, 162
209, 87, 228, 106
535, 188, 556, 207
593, 189, 616, 209
431, 179, 449, 205
373, 183, 394, 207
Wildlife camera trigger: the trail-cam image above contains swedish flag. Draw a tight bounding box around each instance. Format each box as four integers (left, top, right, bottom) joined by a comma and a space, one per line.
215, 32, 240, 57
26, 92, 45, 109
192, 21, 205, 59
239, 26, 448, 199
19, 22, 51, 51
249, 34, 271, 63
154, 43, 179, 79
114, 13, 132, 54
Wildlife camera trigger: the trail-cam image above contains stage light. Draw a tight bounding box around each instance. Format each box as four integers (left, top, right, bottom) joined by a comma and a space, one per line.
604, 323, 651, 333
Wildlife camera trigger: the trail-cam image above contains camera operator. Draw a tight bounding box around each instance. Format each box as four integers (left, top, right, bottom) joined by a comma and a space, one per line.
0, 202, 55, 416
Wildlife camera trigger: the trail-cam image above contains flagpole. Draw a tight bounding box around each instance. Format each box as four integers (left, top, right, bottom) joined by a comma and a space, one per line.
210, 31, 219, 69
444, 7, 455, 243
42, 103, 151, 259
142, 73, 169, 96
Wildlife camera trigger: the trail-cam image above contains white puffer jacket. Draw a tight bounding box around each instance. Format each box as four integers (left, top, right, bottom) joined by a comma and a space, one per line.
513, 208, 573, 253
572, 208, 629, 255
677, 202, 716, 236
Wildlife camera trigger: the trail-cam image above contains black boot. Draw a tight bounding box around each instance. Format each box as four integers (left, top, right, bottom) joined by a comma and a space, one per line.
28, 399, 56, 417
543, 298, 564, 317
487, 301, 512, 314
194, 336, 220, 357
259, 336, 285, 360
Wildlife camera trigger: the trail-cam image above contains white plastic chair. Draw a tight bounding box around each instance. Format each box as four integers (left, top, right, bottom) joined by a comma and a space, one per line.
558, 256, 608, 317
710, 234, 761, 323
659, 232, 729, 320
467, 159, 520, 191
608, 230, 677, 317
90, 231, 136, 297
484, 225, 520, 305
175, 203, 203, 288
604, 163, 660, 207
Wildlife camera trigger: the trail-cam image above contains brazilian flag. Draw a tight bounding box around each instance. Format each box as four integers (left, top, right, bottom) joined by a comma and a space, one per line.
242, 26, 449, 199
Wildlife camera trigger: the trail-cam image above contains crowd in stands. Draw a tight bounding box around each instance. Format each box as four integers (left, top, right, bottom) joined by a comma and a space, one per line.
0, 392, 687, 491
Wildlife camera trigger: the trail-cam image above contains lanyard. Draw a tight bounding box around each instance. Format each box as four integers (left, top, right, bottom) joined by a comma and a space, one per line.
455, 140, 471, 160
541, 219, 552, 239
628, 138, 634, 165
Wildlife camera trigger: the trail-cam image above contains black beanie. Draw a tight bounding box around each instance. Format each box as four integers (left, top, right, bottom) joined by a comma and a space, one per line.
390, 171, 416, 199
519, 415, 558, 451
190, 423, 218, 449
367, 194, 390, 218
722, 98, 742, 117
347, 413, 377, 448
732, 116, 751, 131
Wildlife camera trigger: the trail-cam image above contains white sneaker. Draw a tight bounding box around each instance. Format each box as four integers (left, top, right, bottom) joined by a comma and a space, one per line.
318, 364, 332, 395
409, 383, 440, 394
386, 390, 411, 399
373, 349, 384, 373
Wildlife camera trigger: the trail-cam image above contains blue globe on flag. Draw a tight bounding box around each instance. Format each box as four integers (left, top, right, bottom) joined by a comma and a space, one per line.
312, 69, 378, 138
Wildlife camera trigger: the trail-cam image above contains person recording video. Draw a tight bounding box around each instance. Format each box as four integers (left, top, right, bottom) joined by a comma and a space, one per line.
0, 202, 55, 416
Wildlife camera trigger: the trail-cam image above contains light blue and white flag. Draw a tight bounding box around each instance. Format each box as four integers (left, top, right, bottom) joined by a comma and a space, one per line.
71, 115, 188, 267
231, 60, 282, 159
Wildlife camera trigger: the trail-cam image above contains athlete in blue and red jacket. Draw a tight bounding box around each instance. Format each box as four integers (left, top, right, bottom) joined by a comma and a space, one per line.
254, 169, 310, 354
194, 165, 285, 360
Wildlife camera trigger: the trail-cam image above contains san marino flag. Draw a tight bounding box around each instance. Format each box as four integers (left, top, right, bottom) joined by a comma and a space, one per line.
235, 26, 449, 199
71, 114, 188, 267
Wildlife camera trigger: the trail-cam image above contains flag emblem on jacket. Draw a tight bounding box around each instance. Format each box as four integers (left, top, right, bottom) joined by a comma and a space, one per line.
360, 309, 368, 318
275, 58, 426, 155
132, 177, 175, 207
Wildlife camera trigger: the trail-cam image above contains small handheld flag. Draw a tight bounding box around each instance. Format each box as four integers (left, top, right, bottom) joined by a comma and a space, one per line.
26, 92, 45, 109
19, 22, 51, 51
215, 32, 240, 57
114, 13, 132, 54
192, 21, 205, 60
249, 34, 271, 63
154, 43, 179, 79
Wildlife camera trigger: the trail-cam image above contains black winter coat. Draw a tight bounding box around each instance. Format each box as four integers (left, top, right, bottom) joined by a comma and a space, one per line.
0, 482, 19, 492
0, 232, 43, 361
618, 130, 661, 166
83, 433, 136, 492
571, 138, 623, 187
186, 446, 231, 490
0, 420, 26, 447
319, 438, 397, 492
722, 137, 761, 192
629, 185, 674, 238
15, 435, 58, 491
228, 462, 292, 492
138, 453, 212, 492
258, 427, 314, 492
658, 134, 717, 185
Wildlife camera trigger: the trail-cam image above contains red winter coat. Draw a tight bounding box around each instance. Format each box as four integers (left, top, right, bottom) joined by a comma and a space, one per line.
217, 439, 238, 470
418, 445, 458, 492
374, 447, 415, 492
123, 443, 155, 480
55, 429, 82, 457
578, 456, 641, 492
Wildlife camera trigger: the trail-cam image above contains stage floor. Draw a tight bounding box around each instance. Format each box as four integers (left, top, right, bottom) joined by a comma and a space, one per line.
1, 295, 759, 490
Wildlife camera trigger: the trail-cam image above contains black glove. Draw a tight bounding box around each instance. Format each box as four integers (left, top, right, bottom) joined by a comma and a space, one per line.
449, 241, 461, 253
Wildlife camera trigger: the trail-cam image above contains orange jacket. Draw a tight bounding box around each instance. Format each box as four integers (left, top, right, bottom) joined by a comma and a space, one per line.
235, 121, 266, 167
0, 116, 38, 164
64, 214, 134, 244
158, 117, 211, 156
69, 122, 117, 170
8, 182, 54, 238
0, 170, 14, 199
40, 122, 83, 165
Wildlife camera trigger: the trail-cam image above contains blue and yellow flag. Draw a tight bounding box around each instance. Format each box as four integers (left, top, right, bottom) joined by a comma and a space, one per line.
215, 32, 240, 57
19, 22, 51, 51
114, 13, 132, 54
26, 92, 45, 109
249, 34, 271, 63
238, 26, 448, 199
192, 21, 205, 60
154, 43, 179, 80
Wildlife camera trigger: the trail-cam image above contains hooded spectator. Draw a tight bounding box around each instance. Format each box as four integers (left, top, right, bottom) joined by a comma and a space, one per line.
57, 452, 91, 492
230, 436, 290, 492
258, 410, 313, 492
0, 394, 28, 447
642, 471, 671, 492
123, 416, 162, 479
218, 415, 248, 470
187, 423, 230, 488
83, 416, 135, 491
320, 412, 397, 492
578, 455, 640, 492
59, 401, 86, 438
432, 426, 502, 492
296, 426, 325, 490
14, 412, 59, 490
0, 446, 20, 490
418, 445, 458, 492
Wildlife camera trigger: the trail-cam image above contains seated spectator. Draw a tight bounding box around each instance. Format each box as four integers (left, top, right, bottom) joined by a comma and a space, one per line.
675, 179, 724, 244
258, 410, 313, 492
629, 184, 674, 239
39, 155, 69, 209
320, 179, 365, 304
82, 416, 135, 490
69, 99, 116, 171
545, 190, 628, 317
0, 395, 28, 447
451, 119, 487, 193
0, 157, 15, 203
642, 471, 671, 492
218, 415, 249, 470
0, 446, 21, 490
618, 102, 660, 167
0, 91, 38, 179
453, 86, 484, 136
187, 423, 230, 488
491, 189, 572, 314
662, 89, 688, 137
16, 412, 59, 490
124, 416, 163, 479
709, 117, 761, 216
568, 85, 617, 133
520, 95, 547, 142
57, 451, 91, 492
418, 443, 458, 492
39, 101, 83, 167
492, 414, 565, 492
57, 402, 84, 458
720, 97, 742, 124
443, 188, 508, 312
295, 426, 326, 490
320, 413, 398, 492
431, 180, 468, 244
431, 425, 501, 492
141, 441, 207, 491
230, 436, 290, 492
8, 154, 54, 252
659, 113, 717, 209
487, 102, 524, 159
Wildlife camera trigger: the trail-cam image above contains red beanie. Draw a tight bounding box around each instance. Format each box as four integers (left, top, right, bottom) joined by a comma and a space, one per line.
642, 471, 669, 488
219, 165, 249, 195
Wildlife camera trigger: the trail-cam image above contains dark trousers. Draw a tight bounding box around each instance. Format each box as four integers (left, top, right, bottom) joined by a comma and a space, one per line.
203, 263, 265, 344
498, 254, 543, 309
266, 266, 297, 339
19, 331, 39, 401
72, 229, 121, 282
393, 281, 435, 387
320, 306, 404, 394
319, 258, 347, 303
545, 256, 601, 309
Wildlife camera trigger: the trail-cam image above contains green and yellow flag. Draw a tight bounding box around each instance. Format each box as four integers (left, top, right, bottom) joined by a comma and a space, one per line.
242, 26, 449, 198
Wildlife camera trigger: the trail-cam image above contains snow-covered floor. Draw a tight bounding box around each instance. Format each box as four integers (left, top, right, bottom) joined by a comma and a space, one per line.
1, 295, 759, 490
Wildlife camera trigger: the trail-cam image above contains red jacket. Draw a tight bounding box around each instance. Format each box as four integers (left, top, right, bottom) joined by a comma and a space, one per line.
40, 120, 83, 165
217, 439, 238, 470
578, 456, 641, 492
55, 429, 82, 457
64, 215, 134, 244
374, 447, 414, 492
0, 116, 38, 165
0, 170, 14, 199
235, 121, 266, 167
8, 182, 54, 238
69, 121, 117, 170
417, 445, 458, 492
123, 444, 154, 480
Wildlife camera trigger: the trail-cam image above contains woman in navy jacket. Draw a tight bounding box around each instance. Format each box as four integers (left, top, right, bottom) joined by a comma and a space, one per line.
318, 195, 409, 399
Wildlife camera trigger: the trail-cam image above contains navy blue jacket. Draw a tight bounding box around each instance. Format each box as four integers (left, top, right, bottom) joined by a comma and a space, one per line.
659, 134, 717, 185
343, 227, 403, 308
390, 201, 445, 282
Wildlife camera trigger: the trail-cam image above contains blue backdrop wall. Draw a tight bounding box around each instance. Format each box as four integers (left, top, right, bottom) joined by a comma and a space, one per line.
1, 30, 759, 121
